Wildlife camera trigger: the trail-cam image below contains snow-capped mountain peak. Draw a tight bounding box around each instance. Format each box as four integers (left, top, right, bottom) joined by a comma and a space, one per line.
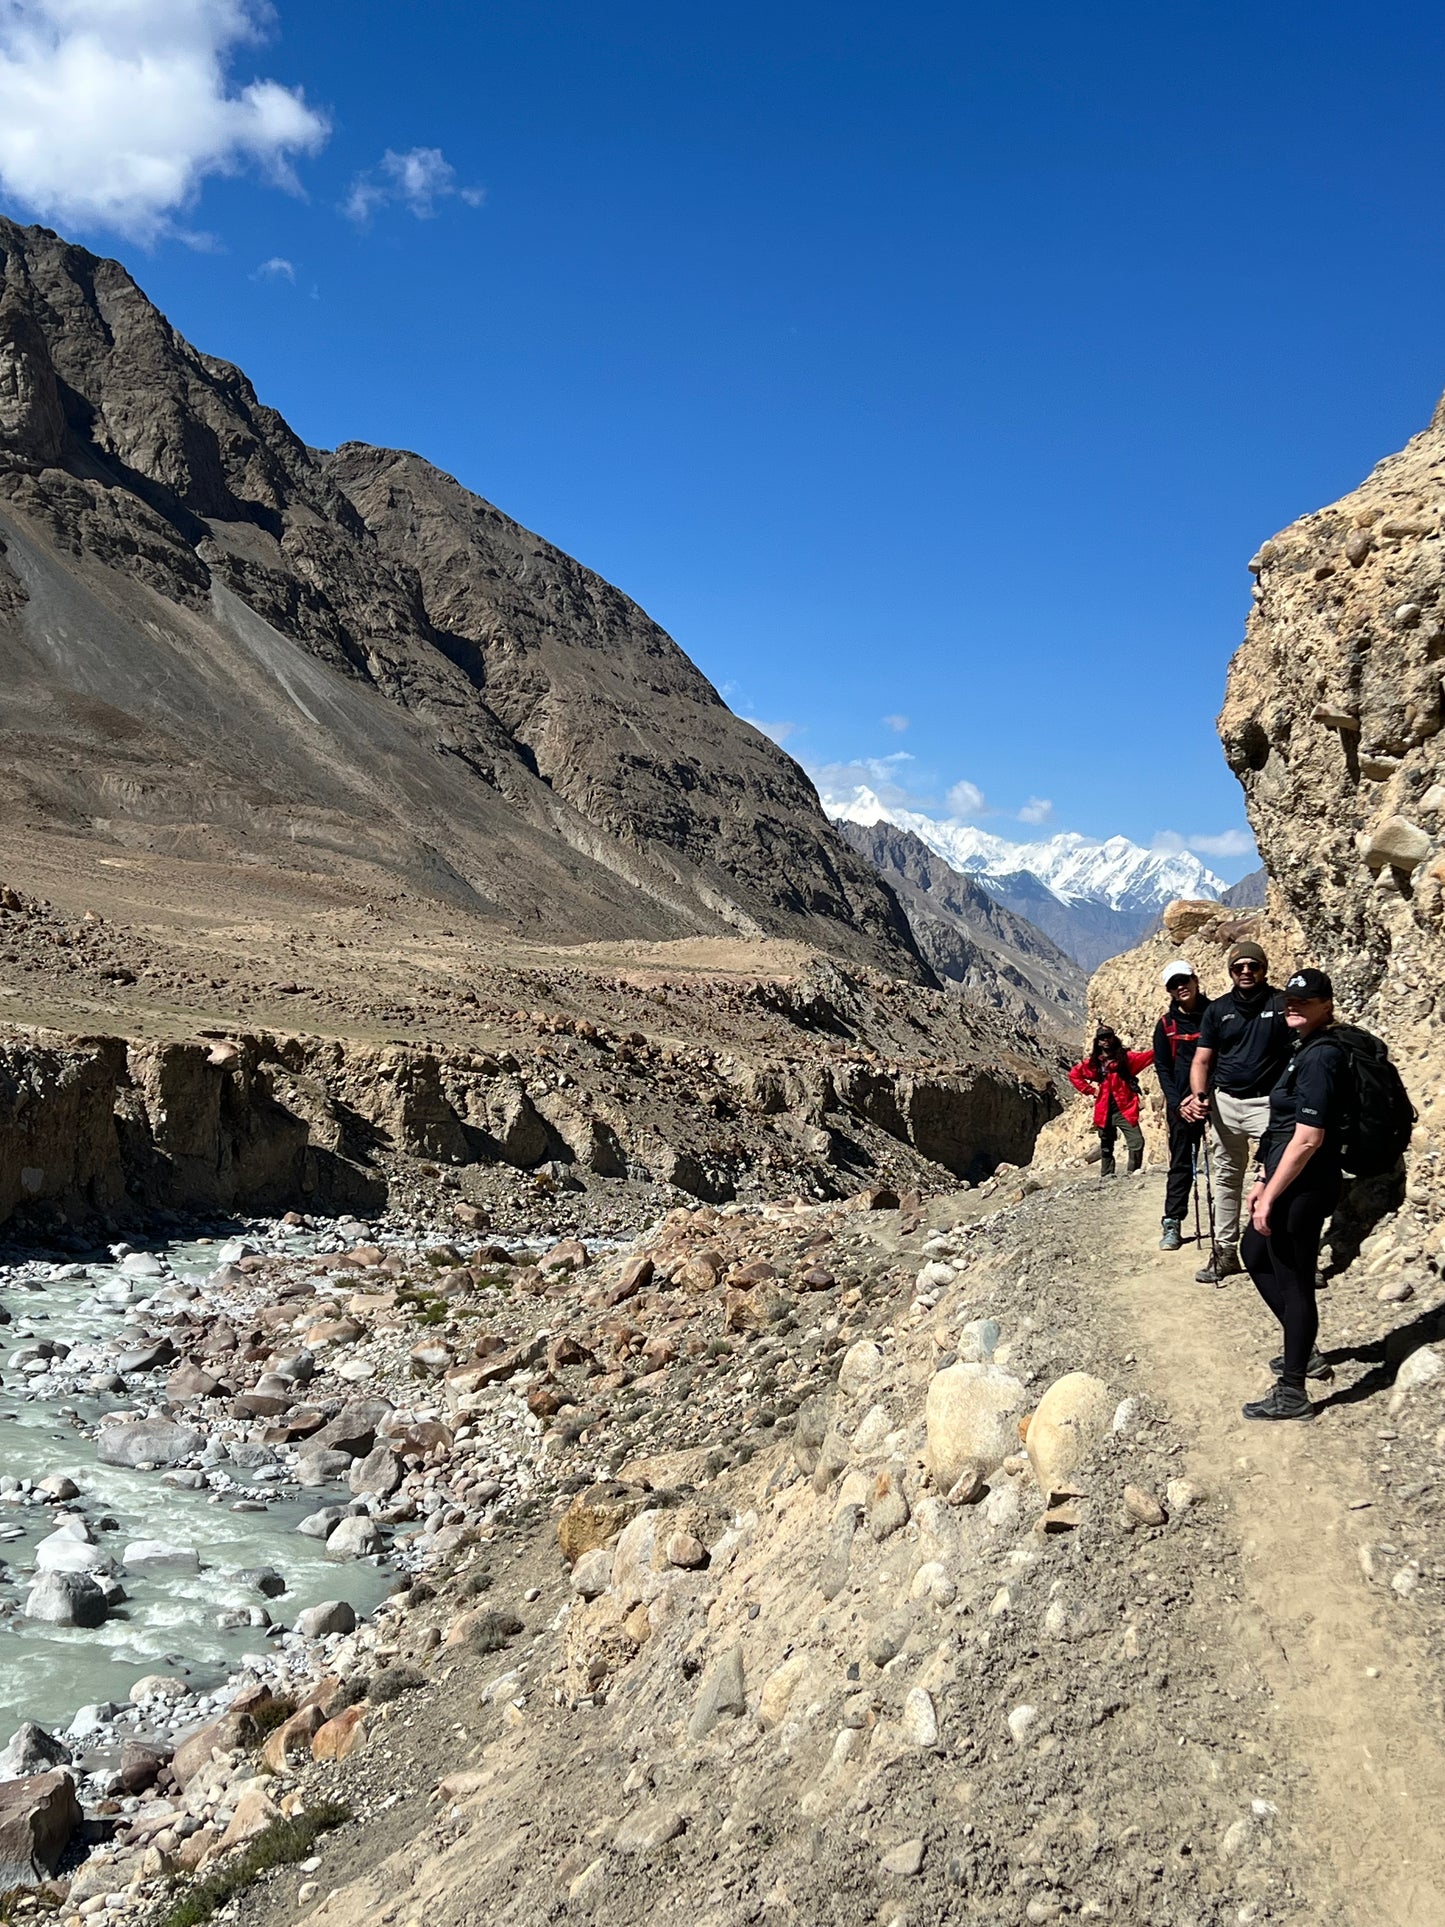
825, 787, 1224, 912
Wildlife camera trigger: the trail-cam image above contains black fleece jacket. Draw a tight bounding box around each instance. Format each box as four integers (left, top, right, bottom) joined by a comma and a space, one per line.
1152, 999, 1204, 1110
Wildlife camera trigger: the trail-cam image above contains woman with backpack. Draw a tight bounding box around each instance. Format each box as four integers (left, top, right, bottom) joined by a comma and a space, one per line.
1069, 1027, 1154, 1178
1239, 968, 1345, 1422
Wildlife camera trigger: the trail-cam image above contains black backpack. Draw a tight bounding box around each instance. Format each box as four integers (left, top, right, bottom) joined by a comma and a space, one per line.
1310, 1024, 1416, 1177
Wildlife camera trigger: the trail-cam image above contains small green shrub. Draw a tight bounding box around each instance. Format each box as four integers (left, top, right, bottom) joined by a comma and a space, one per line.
247, 1696, 297, 1738
465, 1609, 522, 1655
157, 1802, 350, 1927
368, 1662, 425, 1703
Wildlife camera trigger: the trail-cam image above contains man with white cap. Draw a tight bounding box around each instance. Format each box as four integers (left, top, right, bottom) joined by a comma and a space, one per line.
1152, 961, 1205, 1251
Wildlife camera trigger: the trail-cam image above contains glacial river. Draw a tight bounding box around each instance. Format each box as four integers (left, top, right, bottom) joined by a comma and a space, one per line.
0, 1235, 394, 1739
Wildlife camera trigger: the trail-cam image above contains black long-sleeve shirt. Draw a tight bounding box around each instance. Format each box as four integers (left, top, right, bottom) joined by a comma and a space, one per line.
1153, 1000, 1204, 1110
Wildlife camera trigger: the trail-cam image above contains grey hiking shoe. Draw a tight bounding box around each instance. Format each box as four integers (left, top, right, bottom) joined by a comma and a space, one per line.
1159, 1218, 1182, 1251
1270, 1349, 1332, 1380
1243, 1380, 1315, 1422
1195, 1246, 1241, 1284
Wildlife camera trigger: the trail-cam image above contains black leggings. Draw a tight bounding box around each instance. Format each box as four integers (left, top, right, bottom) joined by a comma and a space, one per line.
1240, 1177, 1338, 1381
1164, 1106, 1205, 1220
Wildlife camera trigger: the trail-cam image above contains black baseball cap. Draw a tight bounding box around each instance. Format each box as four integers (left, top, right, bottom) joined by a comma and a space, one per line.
1284, 968, 1333, 1001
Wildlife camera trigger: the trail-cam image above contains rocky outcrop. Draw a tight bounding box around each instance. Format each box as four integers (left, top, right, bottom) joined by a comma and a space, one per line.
0, 985, 1058, 1230
1218, 399, 1445, 1093
0, 215, 918, 975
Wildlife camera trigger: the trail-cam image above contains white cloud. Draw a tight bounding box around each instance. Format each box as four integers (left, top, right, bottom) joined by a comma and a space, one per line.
0, 0, 330, 243
344, 145, 483, 224
1153, 828, 1257, 860
745, 717, 797, 748
946, 778, 987, 820
1018, 795, 1054, 825
252, 253, 294, 280
881, 713, 909, 733
809, 752, 916, 807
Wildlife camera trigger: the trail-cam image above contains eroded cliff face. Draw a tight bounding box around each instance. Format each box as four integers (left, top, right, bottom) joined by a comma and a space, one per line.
0, 993, 1058, 1235
1218, 395, 1445, 1152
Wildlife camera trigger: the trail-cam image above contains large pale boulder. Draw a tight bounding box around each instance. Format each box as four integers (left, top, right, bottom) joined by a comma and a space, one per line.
1025, 1372, 1113, 1491
925, 1363, 1027, 1489
96, 1419, 202, 1468
0, 1770, 81, 1887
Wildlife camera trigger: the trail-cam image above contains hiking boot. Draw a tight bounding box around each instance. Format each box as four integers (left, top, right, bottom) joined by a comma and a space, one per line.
1195, 1246, 1241, 1284
1269, 1349, 1332, 1380
1242, 1380, 1315, 1422
1159, 1218, 1182, 1251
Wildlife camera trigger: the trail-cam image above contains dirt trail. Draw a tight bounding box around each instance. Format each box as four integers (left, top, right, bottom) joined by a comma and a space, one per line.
1100, 1173, 1445, 1926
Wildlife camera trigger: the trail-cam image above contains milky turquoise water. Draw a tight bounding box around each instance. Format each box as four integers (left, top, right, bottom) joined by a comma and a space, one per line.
0, 1238, 394, 1738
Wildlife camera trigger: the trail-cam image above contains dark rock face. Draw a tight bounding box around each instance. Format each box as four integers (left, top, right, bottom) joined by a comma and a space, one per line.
0, 216, 919, 973
838, 821, 1086, 1031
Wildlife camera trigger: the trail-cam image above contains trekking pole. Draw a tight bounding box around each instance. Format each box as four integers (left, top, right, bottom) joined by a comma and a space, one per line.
1190, 1140, 1203, 1248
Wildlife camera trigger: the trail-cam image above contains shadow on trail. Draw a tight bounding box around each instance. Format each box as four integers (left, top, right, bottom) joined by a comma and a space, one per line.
1317, 1294, 1445, 1411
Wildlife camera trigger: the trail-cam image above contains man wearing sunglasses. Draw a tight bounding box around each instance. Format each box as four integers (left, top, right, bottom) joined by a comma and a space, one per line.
1179, 940, 1291, 1281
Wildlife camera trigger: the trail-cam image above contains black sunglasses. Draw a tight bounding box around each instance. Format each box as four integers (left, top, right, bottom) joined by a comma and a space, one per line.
1230, 960, 1262, 973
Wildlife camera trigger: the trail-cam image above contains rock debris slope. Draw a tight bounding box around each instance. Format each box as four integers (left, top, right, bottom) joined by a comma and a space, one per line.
0, 216, 916, 971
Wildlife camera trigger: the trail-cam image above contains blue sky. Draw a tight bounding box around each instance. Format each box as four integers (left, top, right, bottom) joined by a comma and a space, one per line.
4, 3, 1445, 882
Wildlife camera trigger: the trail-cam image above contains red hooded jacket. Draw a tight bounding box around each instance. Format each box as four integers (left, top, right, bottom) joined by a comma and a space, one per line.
1068, 1048, 1155, 1129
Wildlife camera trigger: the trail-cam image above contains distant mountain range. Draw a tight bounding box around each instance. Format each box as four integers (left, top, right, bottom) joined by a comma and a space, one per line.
836, 819, 1086, 1034
826, 786, 1231, 970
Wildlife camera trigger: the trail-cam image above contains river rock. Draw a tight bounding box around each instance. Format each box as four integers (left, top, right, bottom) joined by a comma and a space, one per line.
33, 1527, 111, 1575
0, 1769, 81, 1887
298, 1505, 352, 1539
0, 1725, 69, 1782
25, 1572, 107, 1627
297, 1447, 354, 1486
96, 1418, 203, 1468
123, 1540, 200, 1573
348, 1444, 403, 1498
294, 1599, 356, 1641
309, 1396, 393, 1459
1025, 1372, 1113, 1491
118, 1740, 169, 1793
35, 1474, 78, 1503
925, 1362, 1028, 1488
120, 1253, 166, 1280
238, 1565, 287, 1597
325, 1515, 384, 1559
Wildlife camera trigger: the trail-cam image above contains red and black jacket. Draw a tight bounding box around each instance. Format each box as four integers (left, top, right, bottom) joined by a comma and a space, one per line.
1068, 1048, 1154, 1128
1152, 1001, 1203, 1110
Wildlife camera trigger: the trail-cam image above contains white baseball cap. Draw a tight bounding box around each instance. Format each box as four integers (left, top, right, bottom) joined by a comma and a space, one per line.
1161, 959, 1196, 987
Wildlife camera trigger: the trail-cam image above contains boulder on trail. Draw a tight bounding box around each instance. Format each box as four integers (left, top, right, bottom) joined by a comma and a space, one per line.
925, 1362, 1028, 1489
1025, 1371, 1113, 1492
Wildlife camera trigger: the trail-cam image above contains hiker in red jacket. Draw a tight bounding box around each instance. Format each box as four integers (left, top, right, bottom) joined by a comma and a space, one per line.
1068, 1027, 1155, 1177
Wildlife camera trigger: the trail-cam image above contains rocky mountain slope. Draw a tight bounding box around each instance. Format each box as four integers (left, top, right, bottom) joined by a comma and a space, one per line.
836, 819, 1086, 1033
0, 217, 917, 973
1220, 866, 1266, 907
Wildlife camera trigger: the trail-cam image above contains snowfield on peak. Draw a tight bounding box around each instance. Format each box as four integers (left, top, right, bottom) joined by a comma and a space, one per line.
824, 787, 1224, 913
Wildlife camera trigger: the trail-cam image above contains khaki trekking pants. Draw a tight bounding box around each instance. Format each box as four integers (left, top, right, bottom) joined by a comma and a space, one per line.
1209, 1090, 1272, 1251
